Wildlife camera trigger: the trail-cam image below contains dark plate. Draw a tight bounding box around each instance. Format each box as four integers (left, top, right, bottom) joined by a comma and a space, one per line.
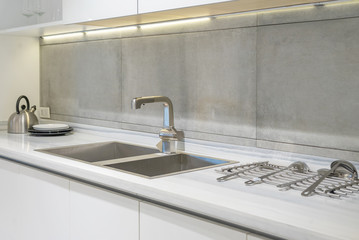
28, 127, 73, 136
28, 127, 73, 133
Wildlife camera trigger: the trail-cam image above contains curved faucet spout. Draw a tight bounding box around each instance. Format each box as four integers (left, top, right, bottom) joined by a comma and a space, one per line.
131, 96, 174, 128
131, 96, 182, 153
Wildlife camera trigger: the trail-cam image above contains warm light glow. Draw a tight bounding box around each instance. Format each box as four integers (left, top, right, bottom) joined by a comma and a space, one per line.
257, 4, 316, 14
42, 32, 84, 40
219, 3, 317, 17
140, 17, 211, 29
325, 0, 359, 7
215, 0, 356, 18
85, 26, 138, 35
41, 0, 357, 39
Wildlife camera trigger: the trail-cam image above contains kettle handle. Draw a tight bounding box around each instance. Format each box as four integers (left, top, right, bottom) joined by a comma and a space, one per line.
16, 95, 30, 114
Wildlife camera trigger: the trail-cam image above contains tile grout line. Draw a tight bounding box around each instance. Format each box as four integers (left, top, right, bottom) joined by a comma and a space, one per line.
120, 37, 123, 129
47, 113, 359, 154
138, 201, 140, 240
255, 13, 259, 148
49, 113, 258, 140
258, 139, 359, 154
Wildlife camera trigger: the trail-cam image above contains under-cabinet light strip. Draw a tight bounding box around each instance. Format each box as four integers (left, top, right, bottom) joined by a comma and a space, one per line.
41, 0, 355, 39
85, 25, 138, 35
140, 17, 211, 29
42, 31, 84, 40
213, 0, 356, 18
41, 16, 211, 39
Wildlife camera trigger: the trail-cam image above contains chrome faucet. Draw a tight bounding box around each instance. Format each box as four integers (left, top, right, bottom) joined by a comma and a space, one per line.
131, 96, 182, 153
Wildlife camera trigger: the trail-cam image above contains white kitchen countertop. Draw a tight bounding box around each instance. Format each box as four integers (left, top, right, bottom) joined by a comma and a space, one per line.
0, 122, 358, 240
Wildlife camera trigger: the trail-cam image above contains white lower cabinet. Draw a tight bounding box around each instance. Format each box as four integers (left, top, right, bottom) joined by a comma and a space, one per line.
0, 158, 270, 240
0, 159, 139, 240
0, 158, 70, 240
247, 234, 272, 240
0, 159, 21, 239
17, 164, 70, 240
139, 202, 247, 240
69, 181, 139, 240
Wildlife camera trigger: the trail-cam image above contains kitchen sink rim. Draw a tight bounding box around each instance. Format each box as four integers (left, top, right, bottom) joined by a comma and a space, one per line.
101, 153, 237, 179
35, 141, 237, 179
35, 140, 159, 163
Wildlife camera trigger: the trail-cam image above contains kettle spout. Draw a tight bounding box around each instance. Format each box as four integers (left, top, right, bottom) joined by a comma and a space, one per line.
30, 105, 37, 113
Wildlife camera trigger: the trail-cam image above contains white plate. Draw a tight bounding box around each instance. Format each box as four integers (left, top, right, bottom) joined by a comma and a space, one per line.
32, 124, 70, 131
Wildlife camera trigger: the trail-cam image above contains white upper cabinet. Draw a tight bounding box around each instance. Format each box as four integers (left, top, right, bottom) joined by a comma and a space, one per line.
0, 0, 137, 33
0, 0, 329, 35
0, 0, 62, 30
138, 0, 231, 14
37, 0, 62, 24
0, 1, 36, 29
62, 0, 137, 24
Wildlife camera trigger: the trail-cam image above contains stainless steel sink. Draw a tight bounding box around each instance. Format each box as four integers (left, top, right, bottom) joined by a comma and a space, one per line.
37, 141, 159, 162
101, 154, 234, 178
37, 141, 235, 178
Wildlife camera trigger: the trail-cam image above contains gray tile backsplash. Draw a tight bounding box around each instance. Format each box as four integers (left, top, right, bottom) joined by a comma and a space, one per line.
40, 3, 359, 161
41, 40, 122, 122
121, 28, 257, 139
256, 17, 359, 152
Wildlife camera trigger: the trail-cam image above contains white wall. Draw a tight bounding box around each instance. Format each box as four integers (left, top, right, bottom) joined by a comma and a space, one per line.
0, 36, 39, 123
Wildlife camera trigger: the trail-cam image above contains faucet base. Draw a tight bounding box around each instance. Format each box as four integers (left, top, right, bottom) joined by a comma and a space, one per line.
162, 140, 176, 154
156, 140, 176, 154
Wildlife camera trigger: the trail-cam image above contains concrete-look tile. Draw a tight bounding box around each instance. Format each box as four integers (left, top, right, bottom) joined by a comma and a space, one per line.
182, 28, 257, 138
257, 140, 359, 162
50, 114, 122, 130
121, 34, 187, 129
41, 39, 122, 122
185, 130, 257, 147
40, 49, 50, 108
41, 44, 78, 112
121, 28, 257, 139
256, 17, 359, 152
258, 1, 359, 26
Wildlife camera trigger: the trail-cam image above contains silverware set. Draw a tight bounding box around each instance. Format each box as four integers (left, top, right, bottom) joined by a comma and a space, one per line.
216, 160, 359, 198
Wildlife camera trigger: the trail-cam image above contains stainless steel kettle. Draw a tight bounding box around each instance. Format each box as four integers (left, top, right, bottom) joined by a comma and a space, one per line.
8, 95, 39, 134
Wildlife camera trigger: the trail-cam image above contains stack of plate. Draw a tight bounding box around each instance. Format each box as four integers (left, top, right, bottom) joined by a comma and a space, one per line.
28, 124, 73, 136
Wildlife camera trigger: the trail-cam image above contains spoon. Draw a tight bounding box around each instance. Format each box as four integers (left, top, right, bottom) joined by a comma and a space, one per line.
316, 160, 358, 180
331, 160, 358, 180
245, 161, 309, 185
317, 168, 357, 180
301, 160, 357, 197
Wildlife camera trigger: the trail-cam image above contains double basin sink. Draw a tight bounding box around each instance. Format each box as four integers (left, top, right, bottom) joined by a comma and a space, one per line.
37, 141, 234, 178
